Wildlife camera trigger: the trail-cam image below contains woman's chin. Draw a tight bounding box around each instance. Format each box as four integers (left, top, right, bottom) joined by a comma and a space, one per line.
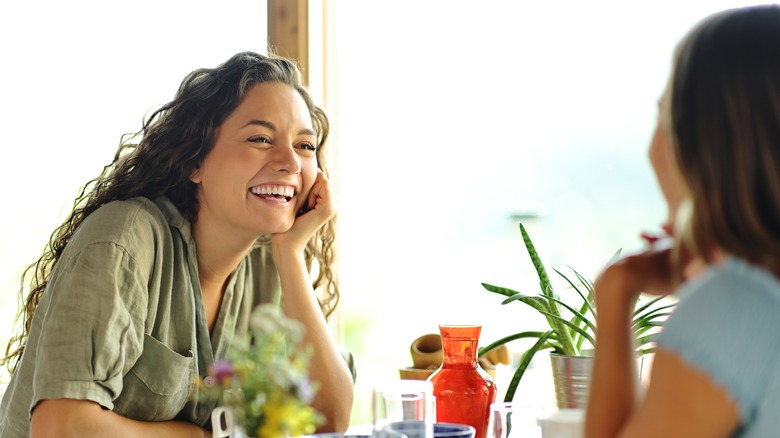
258, 218, 295, 235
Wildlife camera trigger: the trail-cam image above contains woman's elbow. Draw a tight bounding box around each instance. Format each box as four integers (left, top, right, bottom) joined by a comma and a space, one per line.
317, 387, 354, 433
31, 399, 104, 438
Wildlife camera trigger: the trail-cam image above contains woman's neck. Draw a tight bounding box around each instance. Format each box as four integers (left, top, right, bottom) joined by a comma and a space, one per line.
191, 220, 256, 332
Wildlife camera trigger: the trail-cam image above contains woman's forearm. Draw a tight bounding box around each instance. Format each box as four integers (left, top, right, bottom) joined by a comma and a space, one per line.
585, 275, 640, 438
31, 399, 208, 438
274, 249, 354, 432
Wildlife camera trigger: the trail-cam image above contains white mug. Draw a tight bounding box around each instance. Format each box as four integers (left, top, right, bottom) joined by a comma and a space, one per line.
537, 409, 584, 438
212, 407, 248, 438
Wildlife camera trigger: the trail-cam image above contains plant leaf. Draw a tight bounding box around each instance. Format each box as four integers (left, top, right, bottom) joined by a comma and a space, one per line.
499, 293, 550, 314
634, 325, 656, 338
504, 330, 554, 402
519, 223, 554, 298
481, 282, 554, 316
538, 294, 596, 333
518, 223, 577, 355
538, 310, 596, 349
634, 304, 677, 324
633, 314, 673, 330
477, 331, 551, 357
635, 333, 659, 349
570, 268, 595, 298
606, 248, 623, 266
553, 267, 596, 319
481, 282, 522, 298
637, 347, 655, 356
632, 296, 667, 317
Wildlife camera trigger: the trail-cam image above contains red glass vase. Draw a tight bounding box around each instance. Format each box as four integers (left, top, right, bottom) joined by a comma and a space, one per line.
427, 324, 497, 438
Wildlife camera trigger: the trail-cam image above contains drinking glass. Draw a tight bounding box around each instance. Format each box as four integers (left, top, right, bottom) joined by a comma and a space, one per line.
372, 379, 435, 438
487, 402, 545, 438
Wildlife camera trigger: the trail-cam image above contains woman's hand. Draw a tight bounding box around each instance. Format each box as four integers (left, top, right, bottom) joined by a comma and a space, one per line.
595, 240, 677, 309
271, 171, 336, 256
585, 238, 679, 438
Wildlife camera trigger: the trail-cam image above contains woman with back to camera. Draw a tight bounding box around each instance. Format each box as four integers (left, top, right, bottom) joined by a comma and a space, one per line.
586, 4, 780, 437
0, 51, 354, 437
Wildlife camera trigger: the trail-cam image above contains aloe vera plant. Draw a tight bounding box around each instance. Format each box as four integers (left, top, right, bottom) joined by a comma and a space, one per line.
478, 223, 677, 402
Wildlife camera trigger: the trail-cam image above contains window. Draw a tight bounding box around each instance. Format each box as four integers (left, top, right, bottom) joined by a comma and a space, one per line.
327, 0, 761, 424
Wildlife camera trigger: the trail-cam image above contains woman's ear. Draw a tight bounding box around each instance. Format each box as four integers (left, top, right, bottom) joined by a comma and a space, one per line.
190, 167, 202, 184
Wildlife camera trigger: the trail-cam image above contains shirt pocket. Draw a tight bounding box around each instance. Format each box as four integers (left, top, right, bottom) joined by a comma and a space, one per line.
112, 334, 195, 421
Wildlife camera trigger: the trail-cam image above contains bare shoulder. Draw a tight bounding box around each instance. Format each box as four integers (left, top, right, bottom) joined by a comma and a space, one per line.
620, 348, 739, 438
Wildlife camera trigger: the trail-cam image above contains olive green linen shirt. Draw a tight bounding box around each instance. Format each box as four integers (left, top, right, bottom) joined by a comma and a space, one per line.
0, 196, 281, 436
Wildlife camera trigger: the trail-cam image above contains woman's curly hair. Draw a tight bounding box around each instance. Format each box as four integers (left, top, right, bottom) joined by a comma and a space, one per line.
2, 51, 338, 374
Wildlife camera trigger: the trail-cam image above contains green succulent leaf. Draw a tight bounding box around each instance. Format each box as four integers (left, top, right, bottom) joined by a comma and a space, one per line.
481, 282, 522, 298
570, 268, 596, 298
478, 331, 552, 357
519, 223, 554, 298
499, 293, 550, 314
537, 310, 595, 352
632, 296, 668, 317
634, 327, 654, 339
634, 304, 677, 323
637, 347, 656, 356
518, 223, 577, 354
553, 267, 596, 319
538, 294, 596, 333
635, 333, 659, 349
504, 330, 554, 402
633, 315, 673, 330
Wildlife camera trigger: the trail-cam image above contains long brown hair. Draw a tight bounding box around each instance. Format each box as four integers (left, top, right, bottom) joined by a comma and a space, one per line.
669, 5, 780, 272
2, 51, 339, 374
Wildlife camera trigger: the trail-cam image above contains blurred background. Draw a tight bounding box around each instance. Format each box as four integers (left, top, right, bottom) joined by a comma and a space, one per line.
0, 0, 760, 426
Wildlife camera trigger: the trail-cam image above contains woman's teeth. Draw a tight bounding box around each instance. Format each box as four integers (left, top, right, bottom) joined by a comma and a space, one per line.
250, 185, 294, 201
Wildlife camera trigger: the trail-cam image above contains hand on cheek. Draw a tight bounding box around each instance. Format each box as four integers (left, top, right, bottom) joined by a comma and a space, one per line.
272, 171, 335, 253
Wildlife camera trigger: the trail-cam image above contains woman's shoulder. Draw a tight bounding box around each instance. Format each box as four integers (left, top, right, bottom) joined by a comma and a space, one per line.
68, 197, 179, 255
659, 254, 780, 363
677, 256, 780, 305
666, 256, 780, 339
658, 256, 780, 425
88, 196, 164, 221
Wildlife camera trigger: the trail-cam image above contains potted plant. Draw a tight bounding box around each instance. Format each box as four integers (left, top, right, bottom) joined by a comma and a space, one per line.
478, 223, 676, 408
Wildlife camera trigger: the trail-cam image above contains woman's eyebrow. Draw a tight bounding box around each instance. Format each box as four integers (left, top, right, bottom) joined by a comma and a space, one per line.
242, 120, 316, 137
243, 119, 276, 130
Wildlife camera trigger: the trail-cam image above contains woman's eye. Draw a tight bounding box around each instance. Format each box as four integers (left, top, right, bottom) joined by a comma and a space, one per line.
248, 136, 271, 144
298, 142, 317, 152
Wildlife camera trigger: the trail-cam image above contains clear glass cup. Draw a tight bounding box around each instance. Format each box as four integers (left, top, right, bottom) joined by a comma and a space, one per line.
372, 379, 435, 438
487, 402, 546, 438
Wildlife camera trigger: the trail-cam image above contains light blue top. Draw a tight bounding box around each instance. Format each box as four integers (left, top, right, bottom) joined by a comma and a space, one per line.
657, 256, 780, 438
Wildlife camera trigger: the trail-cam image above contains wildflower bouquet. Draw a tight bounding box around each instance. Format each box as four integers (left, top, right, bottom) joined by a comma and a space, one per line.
196, 304, 324, 438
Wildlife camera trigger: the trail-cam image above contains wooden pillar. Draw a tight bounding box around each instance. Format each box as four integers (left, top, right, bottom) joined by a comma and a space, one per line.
267, 0, 309, 84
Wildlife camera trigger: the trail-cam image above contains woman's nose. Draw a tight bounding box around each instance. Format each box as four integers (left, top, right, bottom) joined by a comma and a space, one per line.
271, 143, 301, 174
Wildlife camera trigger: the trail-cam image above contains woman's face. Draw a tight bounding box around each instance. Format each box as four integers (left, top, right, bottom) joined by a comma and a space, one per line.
648, 87, 686, 234
190, 81, 318, 242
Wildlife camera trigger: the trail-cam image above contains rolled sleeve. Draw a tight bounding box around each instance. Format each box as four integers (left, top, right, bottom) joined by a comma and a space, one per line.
31, 241, 148, 413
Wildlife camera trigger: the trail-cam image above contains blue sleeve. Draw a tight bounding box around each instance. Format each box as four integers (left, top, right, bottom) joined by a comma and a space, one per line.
656, 258, 780, 424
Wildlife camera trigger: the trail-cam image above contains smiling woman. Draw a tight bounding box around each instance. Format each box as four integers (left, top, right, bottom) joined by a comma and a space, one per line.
189, 82, 322, 246
0, 51, 353, 437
